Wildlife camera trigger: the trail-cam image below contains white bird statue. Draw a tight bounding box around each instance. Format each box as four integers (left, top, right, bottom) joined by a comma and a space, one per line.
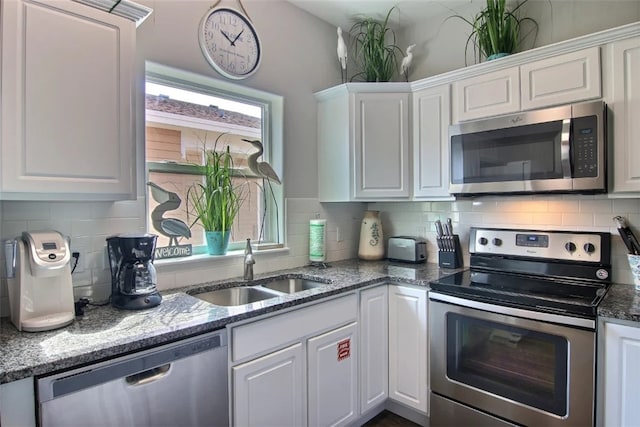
337, 26, 348, 83
241, 139, 281, 184
401, 44, 416, 82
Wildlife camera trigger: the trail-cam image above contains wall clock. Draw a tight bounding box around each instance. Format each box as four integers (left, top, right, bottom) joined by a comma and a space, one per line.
198, 6, 262, 80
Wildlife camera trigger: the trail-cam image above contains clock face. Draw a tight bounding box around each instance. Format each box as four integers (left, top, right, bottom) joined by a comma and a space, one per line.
199, 7, 261, 80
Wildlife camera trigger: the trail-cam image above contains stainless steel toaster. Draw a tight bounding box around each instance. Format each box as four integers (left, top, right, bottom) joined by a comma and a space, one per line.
387, 236, 427, 263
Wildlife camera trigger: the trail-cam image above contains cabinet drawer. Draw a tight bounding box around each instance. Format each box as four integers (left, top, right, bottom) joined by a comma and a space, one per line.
232, 294, 357, 362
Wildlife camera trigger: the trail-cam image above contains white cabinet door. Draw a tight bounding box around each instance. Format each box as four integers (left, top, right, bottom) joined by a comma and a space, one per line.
603, 322, 640, 427
316, 84, 411, 202
606, 36, 640, 193
452, 67, 520, 122
308, 322, 358, 427
1, 0, 135, 200
354, 93, 410, 199
388, 286, 428, 413
359, 286, 388, 414
233, 343, 305, 427
412, 84, 454, 200
521, 47, 601, 110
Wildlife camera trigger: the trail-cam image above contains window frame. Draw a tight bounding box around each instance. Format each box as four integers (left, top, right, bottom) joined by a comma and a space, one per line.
144, 61, 284, 253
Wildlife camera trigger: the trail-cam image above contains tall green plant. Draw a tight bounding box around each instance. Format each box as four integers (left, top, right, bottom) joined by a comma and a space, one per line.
450, 0, 539, 63
350, 7, 403, 82
187, 134, 247, 232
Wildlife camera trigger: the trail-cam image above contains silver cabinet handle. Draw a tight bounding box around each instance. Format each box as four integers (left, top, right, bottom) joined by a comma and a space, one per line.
125, 364, 170, 386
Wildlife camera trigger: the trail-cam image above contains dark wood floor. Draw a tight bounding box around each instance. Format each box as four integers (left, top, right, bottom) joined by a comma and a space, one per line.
362, 410, 421, 427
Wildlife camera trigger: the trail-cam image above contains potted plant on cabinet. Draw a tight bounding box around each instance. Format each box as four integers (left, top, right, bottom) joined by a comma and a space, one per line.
451, 0, 539, 64
349, 7, 403, 82
187, 134, 248, 255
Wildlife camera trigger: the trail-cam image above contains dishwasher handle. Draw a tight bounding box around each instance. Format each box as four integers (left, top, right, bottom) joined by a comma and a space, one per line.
38, 330, 227, 402
125, 363, 171, 386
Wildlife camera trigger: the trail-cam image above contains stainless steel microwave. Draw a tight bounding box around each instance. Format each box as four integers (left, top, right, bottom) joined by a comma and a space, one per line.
449, 100, 606, 196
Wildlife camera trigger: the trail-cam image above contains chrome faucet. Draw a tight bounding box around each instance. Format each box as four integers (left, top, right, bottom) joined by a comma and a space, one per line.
244, 238, 255, 281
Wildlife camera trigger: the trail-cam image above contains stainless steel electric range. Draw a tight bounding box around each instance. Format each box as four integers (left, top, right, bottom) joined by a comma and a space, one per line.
429, 227, 611, 427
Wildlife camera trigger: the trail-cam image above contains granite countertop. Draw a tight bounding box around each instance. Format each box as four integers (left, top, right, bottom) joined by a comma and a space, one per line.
598, 284, 640, 323
2, 258, 638, 385
0, 259, 455, 384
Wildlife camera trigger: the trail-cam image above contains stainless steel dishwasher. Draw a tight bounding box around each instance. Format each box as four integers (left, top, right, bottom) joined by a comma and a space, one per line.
37, 329, 228, 427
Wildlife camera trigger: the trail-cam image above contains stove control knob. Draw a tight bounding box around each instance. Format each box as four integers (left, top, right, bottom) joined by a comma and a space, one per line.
492, 238, 502, 246
565, 242, 576, 253
584, 243, 596, 254
478, 237, 488, 246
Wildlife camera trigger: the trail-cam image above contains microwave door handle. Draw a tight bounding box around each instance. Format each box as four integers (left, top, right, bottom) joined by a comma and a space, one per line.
560, 118, 572, 179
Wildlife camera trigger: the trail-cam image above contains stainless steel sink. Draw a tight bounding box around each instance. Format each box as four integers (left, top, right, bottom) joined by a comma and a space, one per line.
192, 287, 282, 306
259, 278, 328, 294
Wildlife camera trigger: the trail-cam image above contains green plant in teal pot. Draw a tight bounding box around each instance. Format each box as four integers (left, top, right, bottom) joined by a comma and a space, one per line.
451, 0, 539, 64
350, 7, 403, 82
187, 134, 247, 255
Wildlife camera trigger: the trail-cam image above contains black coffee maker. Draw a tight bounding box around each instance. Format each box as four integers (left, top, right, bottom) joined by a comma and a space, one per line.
106, 234, 162, 310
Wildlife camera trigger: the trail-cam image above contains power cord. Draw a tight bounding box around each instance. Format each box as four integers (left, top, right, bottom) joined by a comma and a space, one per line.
71, 251, 80, 274
74, 297, 110, 316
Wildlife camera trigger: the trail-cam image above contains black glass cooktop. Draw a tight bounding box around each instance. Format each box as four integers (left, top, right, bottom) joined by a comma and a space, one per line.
429, 269, 610, 318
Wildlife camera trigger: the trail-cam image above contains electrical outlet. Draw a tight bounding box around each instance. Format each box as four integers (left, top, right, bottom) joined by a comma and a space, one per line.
70, 246, 85, 274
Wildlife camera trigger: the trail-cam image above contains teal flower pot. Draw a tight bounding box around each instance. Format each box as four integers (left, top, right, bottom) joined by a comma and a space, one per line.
487, 52, 510, 61
205, 230, 231, 255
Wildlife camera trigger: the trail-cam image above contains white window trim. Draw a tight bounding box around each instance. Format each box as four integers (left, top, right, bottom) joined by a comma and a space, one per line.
144, 61, 285, 256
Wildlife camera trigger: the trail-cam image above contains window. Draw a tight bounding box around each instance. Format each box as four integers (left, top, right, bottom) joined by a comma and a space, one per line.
145, 62, 283, 254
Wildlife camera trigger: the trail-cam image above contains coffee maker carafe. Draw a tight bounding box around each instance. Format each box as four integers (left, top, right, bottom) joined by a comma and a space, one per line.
106, 234, 162, 310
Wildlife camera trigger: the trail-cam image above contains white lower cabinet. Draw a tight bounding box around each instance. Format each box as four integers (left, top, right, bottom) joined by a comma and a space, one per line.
230, 294, 358, 427
388, 285, 428, 414
233, 343, 305, 427
603, 321, 640, 426
359, 285, 389, 413
308, 323, 358, 427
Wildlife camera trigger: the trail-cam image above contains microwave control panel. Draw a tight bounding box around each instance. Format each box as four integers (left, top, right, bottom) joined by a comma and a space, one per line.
572, 115, 598, 178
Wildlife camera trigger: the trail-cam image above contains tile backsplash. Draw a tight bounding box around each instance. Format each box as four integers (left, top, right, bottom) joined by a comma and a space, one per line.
370, 194, 640, 285
0, 198, 364, 316
2, 194, 639, 317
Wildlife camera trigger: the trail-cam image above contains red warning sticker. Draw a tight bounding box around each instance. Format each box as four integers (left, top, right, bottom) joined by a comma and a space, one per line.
337, 339, 350, 361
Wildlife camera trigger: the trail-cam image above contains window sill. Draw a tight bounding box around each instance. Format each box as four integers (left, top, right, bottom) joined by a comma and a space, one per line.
154, 245, 291, 270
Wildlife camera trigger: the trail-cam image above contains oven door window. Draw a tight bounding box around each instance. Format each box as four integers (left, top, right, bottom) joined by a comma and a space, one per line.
446, 313, 568, 416
451, 120, 564, 184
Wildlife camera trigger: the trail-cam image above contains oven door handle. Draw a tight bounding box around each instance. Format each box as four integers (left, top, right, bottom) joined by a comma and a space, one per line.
428, 292, 595, 330
560, 118, 572, 179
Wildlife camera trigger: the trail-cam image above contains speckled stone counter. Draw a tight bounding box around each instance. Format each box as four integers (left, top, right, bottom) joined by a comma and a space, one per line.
0, 259, 457, 384
598, 284, 640, 323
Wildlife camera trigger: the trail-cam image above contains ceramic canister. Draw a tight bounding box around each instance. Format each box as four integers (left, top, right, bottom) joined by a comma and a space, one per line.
358, 210, 384, 260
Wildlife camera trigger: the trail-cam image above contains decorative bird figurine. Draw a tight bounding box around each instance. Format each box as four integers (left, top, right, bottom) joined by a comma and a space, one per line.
401, 44, 416, 82
147, 182, 192, 246
337, 26, 348, 83
241, 139, 282, 184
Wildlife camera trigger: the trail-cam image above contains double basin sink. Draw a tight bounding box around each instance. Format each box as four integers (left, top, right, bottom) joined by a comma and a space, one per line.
189, 277, 329, 307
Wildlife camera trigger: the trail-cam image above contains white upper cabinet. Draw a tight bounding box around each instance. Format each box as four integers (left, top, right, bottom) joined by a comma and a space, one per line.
316, 83, 411, 202
1, 0, 137, 200
605, 36, 640, 194
452, 47, 601, 123
521, 47, 601, 110
412, 84, 454, 200
452, 67, 520, 122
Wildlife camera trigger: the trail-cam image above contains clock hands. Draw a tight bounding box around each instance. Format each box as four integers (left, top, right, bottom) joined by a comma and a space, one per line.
231, 29, 244, 45
220, 28, 244, 47
220, 29, 234, 45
